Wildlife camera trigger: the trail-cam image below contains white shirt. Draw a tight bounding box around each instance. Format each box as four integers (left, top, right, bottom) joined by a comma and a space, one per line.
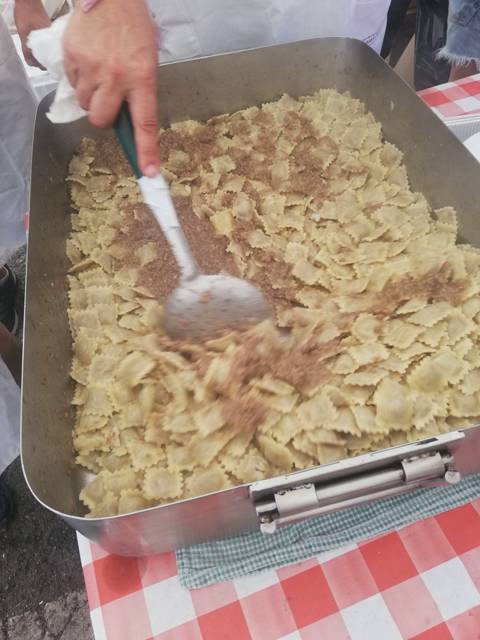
0, 15, 35, 257
146, 0, 391, 63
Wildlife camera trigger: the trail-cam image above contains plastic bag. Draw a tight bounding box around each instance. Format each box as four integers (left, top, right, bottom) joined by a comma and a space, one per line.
0, 356, 20, 475
415, 0, 450, 90
0, 16, 34, 255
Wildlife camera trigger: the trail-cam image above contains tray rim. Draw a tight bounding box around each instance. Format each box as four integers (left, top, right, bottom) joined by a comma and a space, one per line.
21, 36, 480, 537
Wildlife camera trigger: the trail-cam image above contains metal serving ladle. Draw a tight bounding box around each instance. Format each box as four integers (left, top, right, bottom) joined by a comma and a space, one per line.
114, 105, 271, 340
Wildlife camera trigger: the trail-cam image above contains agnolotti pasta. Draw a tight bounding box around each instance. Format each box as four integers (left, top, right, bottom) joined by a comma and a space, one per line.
67, 90, 480, 517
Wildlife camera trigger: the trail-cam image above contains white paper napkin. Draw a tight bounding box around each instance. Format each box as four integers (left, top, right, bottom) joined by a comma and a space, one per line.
28, 14, 86, 123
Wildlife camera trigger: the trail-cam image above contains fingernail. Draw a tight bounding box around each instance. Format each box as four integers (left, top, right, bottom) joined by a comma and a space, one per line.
80, 0, 96, 12
144, 164, 159, 178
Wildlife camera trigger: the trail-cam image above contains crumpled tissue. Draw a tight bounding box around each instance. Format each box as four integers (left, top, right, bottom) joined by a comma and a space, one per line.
28, 14, 86, 123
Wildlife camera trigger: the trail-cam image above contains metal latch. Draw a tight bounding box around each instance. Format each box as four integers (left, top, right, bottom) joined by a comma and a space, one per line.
401, 453, 460, 484
254, 449, 460, 534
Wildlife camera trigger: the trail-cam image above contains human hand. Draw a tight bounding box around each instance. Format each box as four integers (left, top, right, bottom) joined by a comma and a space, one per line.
14, 0, 51, 68
64, 0, 160, 176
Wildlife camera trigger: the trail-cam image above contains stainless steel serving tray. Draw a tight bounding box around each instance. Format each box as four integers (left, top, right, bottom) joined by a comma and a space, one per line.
22, 38, 480, 555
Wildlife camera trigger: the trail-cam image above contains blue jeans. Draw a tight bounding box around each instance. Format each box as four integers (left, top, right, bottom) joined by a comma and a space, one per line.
442, 0, 480, 63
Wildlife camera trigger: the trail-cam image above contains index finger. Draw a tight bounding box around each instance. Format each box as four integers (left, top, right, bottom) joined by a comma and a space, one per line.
128, 80, 160, 177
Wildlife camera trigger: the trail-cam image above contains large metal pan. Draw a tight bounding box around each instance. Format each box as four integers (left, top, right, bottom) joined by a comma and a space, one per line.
22, 38, 480, 555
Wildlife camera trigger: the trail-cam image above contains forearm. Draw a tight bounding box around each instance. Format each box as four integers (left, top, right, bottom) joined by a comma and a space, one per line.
14, 0, 44, 9
14, 0, 50, 67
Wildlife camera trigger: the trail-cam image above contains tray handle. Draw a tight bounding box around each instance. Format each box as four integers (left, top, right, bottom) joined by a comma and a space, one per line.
114, 103, 142, 179
253, 444, 462, 534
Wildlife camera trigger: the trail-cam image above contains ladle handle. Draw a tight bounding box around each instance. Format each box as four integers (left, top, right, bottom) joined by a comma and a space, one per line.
114, 103, 142, 179
138, 176, 199, 281
114, 103, 199, 281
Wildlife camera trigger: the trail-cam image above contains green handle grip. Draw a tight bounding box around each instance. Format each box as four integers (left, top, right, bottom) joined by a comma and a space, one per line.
114, 103, 142, 179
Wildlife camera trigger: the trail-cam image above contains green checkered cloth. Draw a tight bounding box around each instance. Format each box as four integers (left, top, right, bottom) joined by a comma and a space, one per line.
176, 474, 480, 589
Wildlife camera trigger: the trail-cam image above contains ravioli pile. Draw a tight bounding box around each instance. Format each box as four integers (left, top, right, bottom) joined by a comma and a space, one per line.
67, 90, 480, 517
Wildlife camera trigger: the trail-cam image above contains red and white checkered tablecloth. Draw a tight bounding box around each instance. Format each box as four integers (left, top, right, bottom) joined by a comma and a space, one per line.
78, 500, 480, 640
77, 75, 480, 640
418, 73, 480, 118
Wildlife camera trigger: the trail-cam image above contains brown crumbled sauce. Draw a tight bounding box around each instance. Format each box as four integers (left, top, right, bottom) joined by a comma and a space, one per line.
251, 110, 275, 128
70, 90, 480, 518
229, 148, 271, 183
231, 218, 256, 243
88, 138, 131, 176
373, 263, 467, 315
251, 274, 295, 310
269, 337, 340, 389
80, 99, 466, 441
282, 113, 306, 143
219, 191, 236, 207
288, 168, 329, 201
157, 129, 185, 158
229, 119, 251, 138
226, 335, 274, 387
242, 182, 264, 209
116, 196, 238, 300
250, 250, 295, 308
220, 331, 339, 393
159, 124, 221, 165
222, 397, 268, 432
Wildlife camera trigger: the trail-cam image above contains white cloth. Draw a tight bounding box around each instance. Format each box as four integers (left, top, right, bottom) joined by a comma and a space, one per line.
29, 1, 390, 125
0, 15, 35, 259
0, 355, 20, 475
28, 14, 86, 123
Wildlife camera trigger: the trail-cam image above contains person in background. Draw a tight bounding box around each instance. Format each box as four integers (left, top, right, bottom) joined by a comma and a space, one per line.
0, 0, 50, 525
381, 0, 411, 60
62, 0, 392, 176
439, 0, 480, 81
0, 323, 21, 525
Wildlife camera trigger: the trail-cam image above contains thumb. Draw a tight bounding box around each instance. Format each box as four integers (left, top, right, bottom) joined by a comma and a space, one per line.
128, 83, 160, 177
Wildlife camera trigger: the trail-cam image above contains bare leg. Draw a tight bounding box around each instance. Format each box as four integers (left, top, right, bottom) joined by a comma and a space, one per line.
0, 323, 22, 386
449, 60, 478, 82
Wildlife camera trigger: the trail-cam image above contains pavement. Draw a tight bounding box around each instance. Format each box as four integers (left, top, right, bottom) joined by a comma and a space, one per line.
1, 247, 94, 639
0, 459, 93, 640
